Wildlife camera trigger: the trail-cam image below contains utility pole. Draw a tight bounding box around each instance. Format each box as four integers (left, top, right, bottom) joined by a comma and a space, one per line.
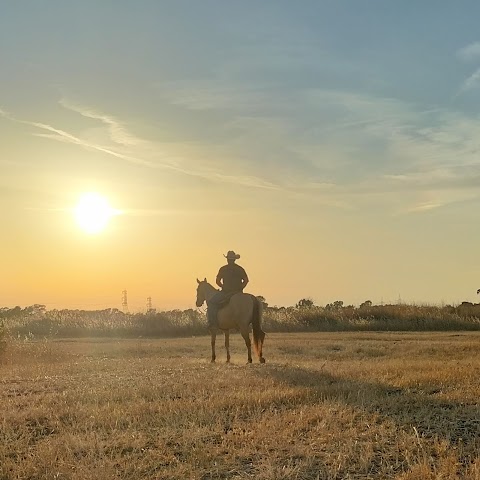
146, 296, 152, 313
122, 290, 129, 313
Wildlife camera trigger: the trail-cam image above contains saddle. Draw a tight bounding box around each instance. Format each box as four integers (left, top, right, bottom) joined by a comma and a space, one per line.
208, 291, 246, 327
218, 292, 237, 309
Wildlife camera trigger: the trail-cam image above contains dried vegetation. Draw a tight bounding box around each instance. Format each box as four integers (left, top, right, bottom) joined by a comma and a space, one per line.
1, 332, 479, 479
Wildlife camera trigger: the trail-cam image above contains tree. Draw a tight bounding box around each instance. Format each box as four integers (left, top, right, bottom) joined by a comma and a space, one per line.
256, 296, 268, 308
25, 304, 46, 316
296, 298, 314, 309
359, 300, 372, 309
325, 300, 344, 311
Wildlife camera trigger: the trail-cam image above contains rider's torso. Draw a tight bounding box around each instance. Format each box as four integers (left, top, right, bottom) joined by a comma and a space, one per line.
218, 264, 247, 294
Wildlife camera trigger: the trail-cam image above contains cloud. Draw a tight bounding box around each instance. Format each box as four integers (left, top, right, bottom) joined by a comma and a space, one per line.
209, 171, 279, 190
287, 89, 480, 212
156, 82, 269, 111
455, 43, 480, 96
59, 98, 145, 146
1, 105, 283, 192
1, 107, 156, 167
0, 109, 11, 119
121, 208, 248, 217
29, 123, 156, 168
401, 188, 480, 215
157, 84, 480, 211
456, 42, 480, 62
406, 202, 443, 213
5, 85, 480, 216
458, 67, 480, 94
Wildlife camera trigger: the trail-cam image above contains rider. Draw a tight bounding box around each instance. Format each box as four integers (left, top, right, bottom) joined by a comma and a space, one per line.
206, 250, 249, 327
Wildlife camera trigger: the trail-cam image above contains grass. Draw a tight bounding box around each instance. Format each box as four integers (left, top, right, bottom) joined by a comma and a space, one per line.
263, 304, 480, 332
1, 332, 480, 479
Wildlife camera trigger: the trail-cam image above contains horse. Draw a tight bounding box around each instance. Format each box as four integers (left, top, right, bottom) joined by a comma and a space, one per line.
196, 278, 266, 364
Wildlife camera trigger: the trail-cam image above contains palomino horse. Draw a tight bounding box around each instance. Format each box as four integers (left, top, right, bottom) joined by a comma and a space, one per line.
196, 279, 266, 364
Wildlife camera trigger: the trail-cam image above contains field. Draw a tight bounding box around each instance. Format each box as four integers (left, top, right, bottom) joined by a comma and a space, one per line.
1, 332, 480, 479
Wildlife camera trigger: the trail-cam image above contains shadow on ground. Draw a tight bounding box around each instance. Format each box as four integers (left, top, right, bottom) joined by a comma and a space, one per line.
256, 364, 480, 456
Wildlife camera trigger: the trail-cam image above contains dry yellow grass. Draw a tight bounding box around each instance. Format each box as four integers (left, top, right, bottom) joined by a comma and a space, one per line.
1, 332, 479, 479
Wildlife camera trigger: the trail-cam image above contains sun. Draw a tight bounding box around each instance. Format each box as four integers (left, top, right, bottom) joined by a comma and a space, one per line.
74, 192, 117, 234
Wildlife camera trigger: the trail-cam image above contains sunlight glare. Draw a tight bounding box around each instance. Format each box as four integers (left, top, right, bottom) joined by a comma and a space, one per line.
74, 192, 117, 234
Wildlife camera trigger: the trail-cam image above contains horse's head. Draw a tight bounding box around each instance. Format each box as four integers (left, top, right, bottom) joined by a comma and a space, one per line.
196, 278, 208, 307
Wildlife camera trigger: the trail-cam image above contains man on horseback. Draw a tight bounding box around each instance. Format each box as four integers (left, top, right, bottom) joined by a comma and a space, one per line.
207, 250, 249, 327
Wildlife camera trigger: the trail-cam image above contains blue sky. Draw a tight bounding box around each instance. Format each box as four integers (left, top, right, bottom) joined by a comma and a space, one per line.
1, 2, 480, 309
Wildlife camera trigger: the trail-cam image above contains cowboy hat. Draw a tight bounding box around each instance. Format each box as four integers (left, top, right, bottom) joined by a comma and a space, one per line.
224, 250, 240, 260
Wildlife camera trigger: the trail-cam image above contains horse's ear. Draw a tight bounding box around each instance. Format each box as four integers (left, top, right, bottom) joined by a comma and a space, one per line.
204, 277, 207, 282
196, 278, 201, 284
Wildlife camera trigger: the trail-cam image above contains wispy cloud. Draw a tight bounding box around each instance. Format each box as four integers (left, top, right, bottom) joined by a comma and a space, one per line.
32, 124, 156, 168
0, 107, 156, 167
0, 105, 281, 192
5, 83, 480, 216
121, 207, 249, 217
59, 98, 145, 146
156, 82, 270, 111
406, 202, 443, 213
456, 42, 480, 62
455, 42, 480, 96
458, 67, 480, 94
160, 83, 480, 211
401, 188, 480, 215
401, 202, 445, 214
288, 89, 480, 212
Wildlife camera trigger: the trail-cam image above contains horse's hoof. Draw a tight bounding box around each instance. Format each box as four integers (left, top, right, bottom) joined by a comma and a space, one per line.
211, 359, 216, 363
260, 357, 266, 364
247, 359, 252, 364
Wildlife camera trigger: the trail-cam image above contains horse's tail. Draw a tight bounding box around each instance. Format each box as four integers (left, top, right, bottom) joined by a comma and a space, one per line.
251, 296, 266, 363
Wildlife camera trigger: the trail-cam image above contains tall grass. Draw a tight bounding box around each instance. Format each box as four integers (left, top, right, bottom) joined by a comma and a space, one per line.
0, 320, 6, 355
1, 307, 206, 339
264, 303, 480, 332
1, 302, 480, 339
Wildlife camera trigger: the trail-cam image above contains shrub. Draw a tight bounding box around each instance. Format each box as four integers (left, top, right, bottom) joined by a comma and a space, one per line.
0, 321, 7, 356
1, 302, 480, 338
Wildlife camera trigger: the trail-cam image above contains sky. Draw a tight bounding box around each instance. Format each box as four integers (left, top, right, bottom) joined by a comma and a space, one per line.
1, 1, 480, 311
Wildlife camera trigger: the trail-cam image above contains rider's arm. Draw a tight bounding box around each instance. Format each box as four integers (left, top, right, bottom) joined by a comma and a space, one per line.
216, 269, 223, 289
241, 272, 249, 290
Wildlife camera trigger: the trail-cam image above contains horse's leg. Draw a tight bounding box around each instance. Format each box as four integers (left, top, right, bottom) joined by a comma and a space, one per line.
240, 329, 252, 363
210, 329, 216, 363
224, 330, 231, 363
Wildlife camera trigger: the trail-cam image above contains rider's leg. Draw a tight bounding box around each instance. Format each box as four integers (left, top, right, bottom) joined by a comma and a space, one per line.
207, 303, 218, 327
206, 291, 226, 327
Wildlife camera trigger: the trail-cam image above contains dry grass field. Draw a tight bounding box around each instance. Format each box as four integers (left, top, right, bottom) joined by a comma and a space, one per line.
1, 332, 480, 479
